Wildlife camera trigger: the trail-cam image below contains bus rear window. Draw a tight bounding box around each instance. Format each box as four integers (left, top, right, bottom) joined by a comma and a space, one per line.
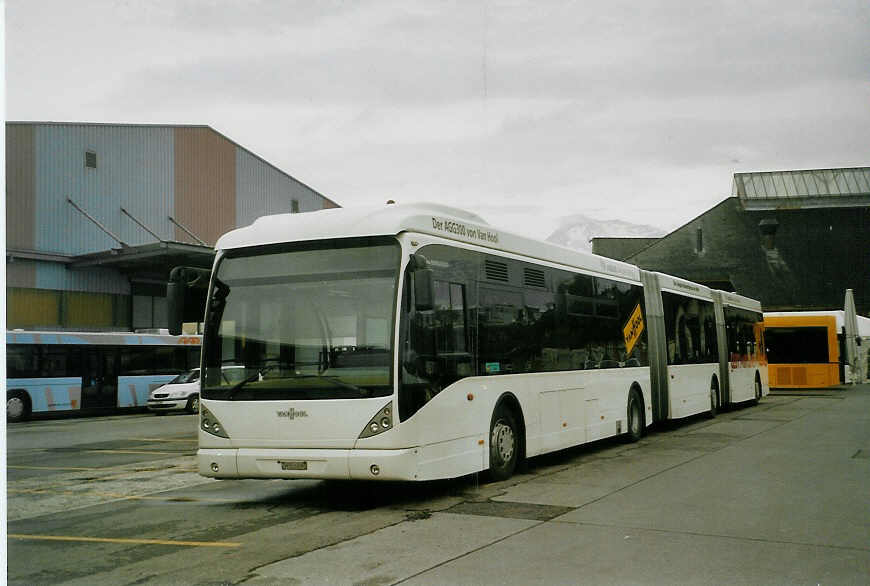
765, 327, 830, 364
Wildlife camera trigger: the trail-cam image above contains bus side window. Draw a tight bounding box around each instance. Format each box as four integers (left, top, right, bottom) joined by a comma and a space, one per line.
662, 292, 717, 365
8, 345, 38, 378
418, 279, 470, 381
479, 287, 524, 375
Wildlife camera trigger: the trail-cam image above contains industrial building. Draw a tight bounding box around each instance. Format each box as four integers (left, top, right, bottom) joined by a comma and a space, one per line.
592, 167, 870, 316
6, 122, 339, 331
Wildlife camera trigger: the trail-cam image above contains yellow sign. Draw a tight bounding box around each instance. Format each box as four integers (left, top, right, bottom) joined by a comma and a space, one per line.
623, 304, 645, 356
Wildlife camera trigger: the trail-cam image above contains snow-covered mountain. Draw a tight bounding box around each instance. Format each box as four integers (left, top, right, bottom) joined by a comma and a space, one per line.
546, 214, 665, 251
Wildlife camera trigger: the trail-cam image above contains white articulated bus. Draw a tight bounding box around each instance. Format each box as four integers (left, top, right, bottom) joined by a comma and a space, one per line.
170, 203, 767, 482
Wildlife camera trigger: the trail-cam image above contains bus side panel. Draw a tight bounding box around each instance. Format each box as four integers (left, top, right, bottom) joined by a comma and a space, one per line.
7, 377, 82, 413
524, 369, 651, 456
417, 435, 487, 481
768, 363, 838, 388
728, 364, 758, 402
667, 364, 718, 419
406, 369, 651, 475
117, 374, 176, 408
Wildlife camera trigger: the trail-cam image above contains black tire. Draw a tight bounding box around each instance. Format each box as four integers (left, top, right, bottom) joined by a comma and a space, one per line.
489, 405, 519, 481
753, 376, 762, 404
7, 390, 31, 423
185, 395, 200, 414
708, 379, 719, 418
626, 389, 644, 442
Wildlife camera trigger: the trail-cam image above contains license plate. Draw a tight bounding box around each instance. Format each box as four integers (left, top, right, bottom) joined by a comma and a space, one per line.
280, 460, 307, 471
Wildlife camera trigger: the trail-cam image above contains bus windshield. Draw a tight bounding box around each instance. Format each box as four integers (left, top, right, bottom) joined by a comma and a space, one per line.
201, 238, 400, 401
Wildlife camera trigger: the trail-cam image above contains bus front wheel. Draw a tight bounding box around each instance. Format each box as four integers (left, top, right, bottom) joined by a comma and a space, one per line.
489, 405, 518, 481
7, 390, 31, 423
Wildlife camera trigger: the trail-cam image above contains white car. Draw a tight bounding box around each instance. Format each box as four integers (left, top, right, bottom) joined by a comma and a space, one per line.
147, 369, 201, 414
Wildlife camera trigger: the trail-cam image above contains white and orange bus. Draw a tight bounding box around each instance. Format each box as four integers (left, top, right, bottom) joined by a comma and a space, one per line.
764, 311, 870, 388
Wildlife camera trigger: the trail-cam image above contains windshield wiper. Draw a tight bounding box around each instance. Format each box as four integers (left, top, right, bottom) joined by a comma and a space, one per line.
225, 365, 276, 400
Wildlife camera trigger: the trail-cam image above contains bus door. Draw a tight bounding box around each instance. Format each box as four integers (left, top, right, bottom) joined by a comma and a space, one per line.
81, 348, 120, 409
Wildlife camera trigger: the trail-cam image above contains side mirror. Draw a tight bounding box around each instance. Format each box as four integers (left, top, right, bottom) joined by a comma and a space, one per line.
414, 269, 435, 312
167, 266, 212, 335
409, 254, 434, 311
167, 279, 186, 335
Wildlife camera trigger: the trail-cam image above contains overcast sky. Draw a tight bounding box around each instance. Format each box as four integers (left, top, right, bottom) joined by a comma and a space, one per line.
6, 1, 869, 236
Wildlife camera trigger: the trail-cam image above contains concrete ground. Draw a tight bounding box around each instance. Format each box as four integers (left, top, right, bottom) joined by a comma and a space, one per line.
246, 386, 870, 585
7, 385, 869, 585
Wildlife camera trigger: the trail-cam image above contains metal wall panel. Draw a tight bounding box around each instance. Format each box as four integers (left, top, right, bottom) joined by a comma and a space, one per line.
291, 177, 329, 214
6, 124, 36, 249
36, 264, 130, 294
6, 261, 36, 288
11, 122, 335, 305
7, 288, 61, 328
34, 124, 175, 255
235, 148, 270, 228
235, 148, 328, 228
174, 127, 236, 245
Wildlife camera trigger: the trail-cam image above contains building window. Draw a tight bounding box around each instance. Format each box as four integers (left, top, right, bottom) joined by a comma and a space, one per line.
696, 226, 703, 253
291, 199, 300, 213
85, 151, 97, 169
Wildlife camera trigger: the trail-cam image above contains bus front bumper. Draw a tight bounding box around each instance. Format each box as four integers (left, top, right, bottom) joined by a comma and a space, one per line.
198, 447, 421, 481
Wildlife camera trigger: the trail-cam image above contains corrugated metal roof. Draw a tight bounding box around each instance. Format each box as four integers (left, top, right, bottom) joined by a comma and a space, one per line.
732, 167, 870, 199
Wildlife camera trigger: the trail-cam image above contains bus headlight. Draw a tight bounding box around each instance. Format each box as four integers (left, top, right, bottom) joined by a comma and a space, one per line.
201, 405, 230, 439
358, 402, 394, 439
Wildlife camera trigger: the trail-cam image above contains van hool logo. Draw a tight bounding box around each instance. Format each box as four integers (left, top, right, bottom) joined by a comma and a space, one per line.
276, 408, 308, 420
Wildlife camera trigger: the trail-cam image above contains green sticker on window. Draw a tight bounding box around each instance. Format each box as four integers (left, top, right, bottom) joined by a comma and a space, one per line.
485, 362, 501, 374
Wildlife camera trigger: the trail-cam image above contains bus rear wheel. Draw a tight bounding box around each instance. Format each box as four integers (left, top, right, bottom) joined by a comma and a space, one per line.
7, 390, 31, 423
626, 389, 644, 442
489, 405, 518, 481
753, 376, 762, 404
708, 380, 719, 418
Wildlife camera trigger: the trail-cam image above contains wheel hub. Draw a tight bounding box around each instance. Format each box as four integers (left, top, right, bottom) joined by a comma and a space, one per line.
492, 421, 514, 462
7, 397, 24, 419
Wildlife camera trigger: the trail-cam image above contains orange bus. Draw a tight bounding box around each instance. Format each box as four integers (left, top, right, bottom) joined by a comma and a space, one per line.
763, 312, 842, 388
